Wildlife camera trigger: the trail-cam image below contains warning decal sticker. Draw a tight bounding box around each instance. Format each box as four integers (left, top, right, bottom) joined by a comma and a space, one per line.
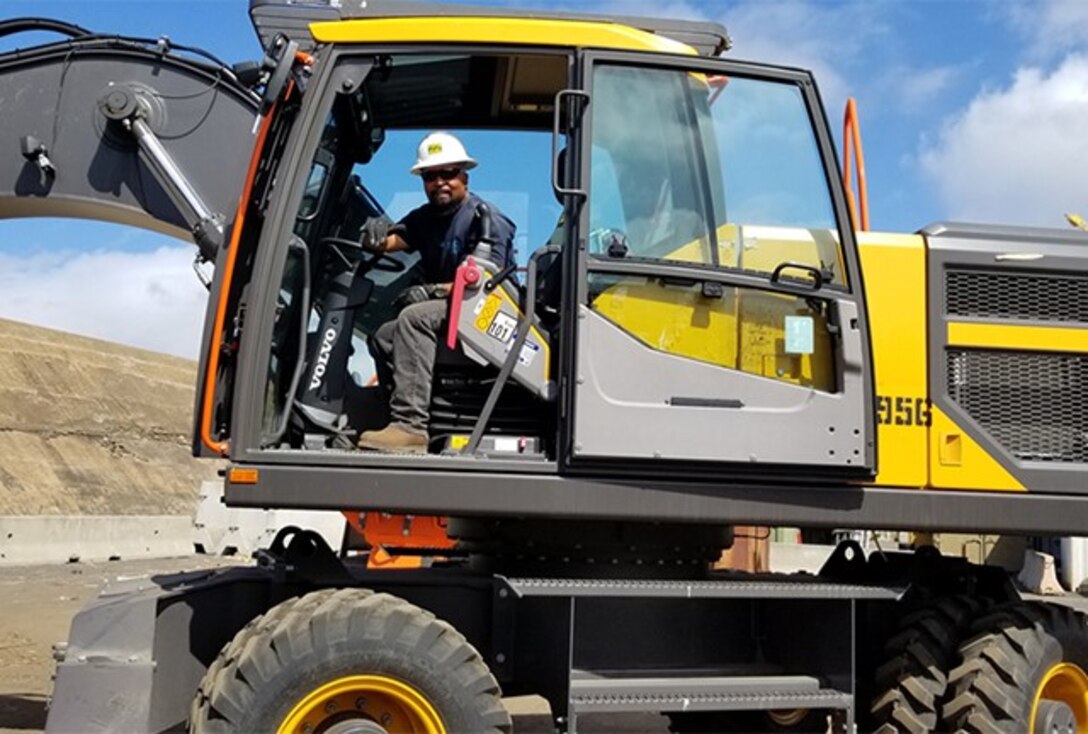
474, 294, 502, 332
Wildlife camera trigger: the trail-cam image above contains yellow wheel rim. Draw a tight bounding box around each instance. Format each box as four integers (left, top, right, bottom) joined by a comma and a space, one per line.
767, 709, 810, 727
278, 674, 446, 734
1031, 662, 1088, 734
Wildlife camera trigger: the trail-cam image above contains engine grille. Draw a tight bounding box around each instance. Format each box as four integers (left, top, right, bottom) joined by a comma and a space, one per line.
947, 349, 1088, 463
946, 269, 1088, 324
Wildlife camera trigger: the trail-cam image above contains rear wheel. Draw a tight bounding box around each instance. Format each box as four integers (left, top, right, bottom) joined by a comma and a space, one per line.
870, 596, 980, 733
189, 588, 511, 734
943, 601, 1088, 733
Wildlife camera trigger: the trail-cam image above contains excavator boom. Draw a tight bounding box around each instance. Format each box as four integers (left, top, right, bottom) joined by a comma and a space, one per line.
0, 19, 259, 248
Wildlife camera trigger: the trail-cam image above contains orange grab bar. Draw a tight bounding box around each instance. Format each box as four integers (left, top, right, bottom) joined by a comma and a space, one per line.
842, 97, 870, 232
199, 95, 283, 455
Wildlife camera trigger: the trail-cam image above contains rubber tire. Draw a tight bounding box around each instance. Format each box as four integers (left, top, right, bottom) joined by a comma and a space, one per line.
189, 588, 512, 733
943, 601, 1088, 733
870, 596, 981, 733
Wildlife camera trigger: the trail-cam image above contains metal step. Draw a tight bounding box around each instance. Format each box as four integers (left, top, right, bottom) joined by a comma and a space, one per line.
568, 670, 852, 714
504, 575, 903, 600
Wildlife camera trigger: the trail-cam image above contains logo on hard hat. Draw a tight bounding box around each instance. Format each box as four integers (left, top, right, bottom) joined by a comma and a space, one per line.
411, 132, 477, 175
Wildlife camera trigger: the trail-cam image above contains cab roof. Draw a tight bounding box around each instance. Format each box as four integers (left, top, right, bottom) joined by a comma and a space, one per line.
250, 0, 731, 57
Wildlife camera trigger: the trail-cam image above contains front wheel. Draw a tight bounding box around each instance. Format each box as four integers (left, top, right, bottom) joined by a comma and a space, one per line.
189, 588, 511, 734
943, 601, 1088, 733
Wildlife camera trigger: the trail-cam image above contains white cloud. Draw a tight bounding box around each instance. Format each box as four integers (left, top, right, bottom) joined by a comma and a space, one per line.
1003, 0, 1088, 59
0, 246, 208, 359
918, 53, 1088, 226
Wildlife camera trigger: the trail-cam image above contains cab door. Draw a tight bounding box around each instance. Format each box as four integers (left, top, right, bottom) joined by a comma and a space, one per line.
566, 52, 876, 479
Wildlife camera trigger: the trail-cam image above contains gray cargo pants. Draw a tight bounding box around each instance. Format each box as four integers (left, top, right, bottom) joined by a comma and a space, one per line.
368, 298, 447, 436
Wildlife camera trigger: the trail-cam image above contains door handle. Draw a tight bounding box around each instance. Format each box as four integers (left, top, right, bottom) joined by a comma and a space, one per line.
770, 262, 824, 290
551, 89, 589, 200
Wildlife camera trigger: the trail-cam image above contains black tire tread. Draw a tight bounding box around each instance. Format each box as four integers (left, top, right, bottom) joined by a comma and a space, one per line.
189, 588, 511, 733
870, 595, 981, 734
943, 601, 1088, 733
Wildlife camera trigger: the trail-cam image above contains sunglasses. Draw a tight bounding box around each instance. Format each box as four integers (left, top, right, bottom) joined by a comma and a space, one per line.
422, 167, 462, 183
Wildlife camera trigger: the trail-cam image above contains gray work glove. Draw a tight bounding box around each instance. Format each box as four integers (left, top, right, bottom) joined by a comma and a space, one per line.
360, 216, 393, 252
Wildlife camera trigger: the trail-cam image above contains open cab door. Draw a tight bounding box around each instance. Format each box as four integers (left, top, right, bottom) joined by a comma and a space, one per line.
566, 51, 876, 480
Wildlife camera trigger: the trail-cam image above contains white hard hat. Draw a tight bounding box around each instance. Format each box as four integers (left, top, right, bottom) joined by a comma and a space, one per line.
410, 131, 477, 175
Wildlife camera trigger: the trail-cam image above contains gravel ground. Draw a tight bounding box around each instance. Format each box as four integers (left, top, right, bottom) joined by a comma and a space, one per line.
0, 556, 667, 734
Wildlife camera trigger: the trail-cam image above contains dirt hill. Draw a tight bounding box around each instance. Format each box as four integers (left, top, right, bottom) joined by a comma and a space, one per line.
0, 318, 219, 515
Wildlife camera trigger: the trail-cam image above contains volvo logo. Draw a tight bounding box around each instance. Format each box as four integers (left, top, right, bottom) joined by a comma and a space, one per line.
308, 327, 338, 391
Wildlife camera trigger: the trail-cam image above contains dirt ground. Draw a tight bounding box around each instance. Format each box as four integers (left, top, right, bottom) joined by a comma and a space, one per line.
0, 556, 237, 733
0, 556, 666, 734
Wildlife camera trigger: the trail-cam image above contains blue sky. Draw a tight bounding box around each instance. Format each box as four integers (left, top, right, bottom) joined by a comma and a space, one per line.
2, 0, 1087, 357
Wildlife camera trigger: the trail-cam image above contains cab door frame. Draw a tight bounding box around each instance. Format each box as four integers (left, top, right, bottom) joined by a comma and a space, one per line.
560, 49, 877, 481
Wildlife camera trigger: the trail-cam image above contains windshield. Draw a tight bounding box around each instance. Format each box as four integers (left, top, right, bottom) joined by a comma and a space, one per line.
589, 64, 846, 287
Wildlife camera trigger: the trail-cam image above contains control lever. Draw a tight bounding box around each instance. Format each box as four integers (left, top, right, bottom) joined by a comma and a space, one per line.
484, 263, 518, 293
446, 257, 481, 350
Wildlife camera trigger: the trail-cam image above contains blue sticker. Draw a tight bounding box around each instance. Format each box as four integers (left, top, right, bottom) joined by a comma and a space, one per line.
785, 316, 815, 355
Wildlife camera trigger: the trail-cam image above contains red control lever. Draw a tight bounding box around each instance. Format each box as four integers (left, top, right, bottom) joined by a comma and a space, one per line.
447, 257, 480, 349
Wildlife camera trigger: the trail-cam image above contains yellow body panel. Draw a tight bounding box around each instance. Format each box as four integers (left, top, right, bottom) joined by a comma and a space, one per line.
929, 406, 1025, 491
728, 224, 845, 286
591, 276, 740, 370
591, 277, 834, 389
311, 17, 697, 55
856, 231, 929, 488
735, 290, 834, 389
857, 231, 1030, 491
948, 322, 1088, 352
590, 224, 836, 391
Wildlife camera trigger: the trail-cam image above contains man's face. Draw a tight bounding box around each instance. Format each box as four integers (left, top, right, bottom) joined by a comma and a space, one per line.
422, 166, 468, 208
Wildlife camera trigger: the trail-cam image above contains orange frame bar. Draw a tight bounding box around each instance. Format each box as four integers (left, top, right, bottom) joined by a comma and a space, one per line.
842, 97, 870, 232
199, 96, 282, 455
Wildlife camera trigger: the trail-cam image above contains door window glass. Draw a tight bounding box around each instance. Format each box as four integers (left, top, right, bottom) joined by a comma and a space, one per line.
589, 64, 846, 286
589, 65, 712, 264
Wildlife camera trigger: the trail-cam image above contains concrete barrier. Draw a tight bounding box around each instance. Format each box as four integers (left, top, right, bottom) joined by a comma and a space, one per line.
0, 515, 193, 565
193, 480, 345, 556
0, 482, 347, 566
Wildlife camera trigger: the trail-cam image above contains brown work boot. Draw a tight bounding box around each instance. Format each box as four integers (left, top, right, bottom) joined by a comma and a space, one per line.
357, 424, 428, 454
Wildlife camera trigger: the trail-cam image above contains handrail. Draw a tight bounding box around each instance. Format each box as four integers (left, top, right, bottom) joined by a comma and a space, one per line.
842, 97, 870, 232
199, 93, 282, 456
